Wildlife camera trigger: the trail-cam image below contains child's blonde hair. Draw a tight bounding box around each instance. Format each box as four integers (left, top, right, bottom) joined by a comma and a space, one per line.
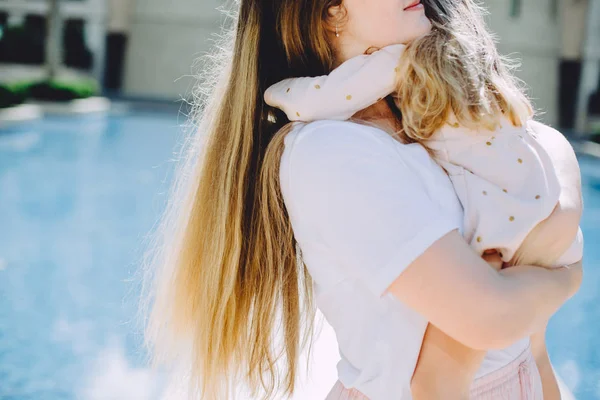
393, 1, 533, 143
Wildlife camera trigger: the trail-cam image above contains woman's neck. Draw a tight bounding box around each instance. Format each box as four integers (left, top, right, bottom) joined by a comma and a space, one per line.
354, 98, 400, 134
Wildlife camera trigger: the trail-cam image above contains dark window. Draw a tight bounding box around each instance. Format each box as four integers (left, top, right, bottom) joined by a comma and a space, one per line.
550, 0, 559, 19
510, 0, 522, 18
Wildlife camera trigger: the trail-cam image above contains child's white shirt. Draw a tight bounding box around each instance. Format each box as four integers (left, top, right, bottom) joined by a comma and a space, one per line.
264, 44, 583, 265
264, 44, 406, 122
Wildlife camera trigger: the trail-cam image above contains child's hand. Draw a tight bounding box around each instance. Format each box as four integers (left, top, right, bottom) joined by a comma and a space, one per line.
482, 250, 502, 271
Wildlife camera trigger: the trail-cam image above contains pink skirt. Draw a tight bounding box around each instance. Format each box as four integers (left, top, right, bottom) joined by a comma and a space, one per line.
325, 345, 543, 400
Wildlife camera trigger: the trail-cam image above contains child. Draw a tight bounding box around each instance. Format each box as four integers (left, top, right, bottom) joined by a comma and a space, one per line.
264, 43, 583, 398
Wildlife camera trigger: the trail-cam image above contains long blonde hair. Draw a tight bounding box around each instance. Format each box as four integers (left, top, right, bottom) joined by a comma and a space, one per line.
141, 0, 341, 398
141, 0, 532, 399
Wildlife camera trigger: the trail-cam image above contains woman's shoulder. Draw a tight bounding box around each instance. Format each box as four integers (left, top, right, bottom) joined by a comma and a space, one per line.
283, 119, 424, 166
285, 119, 398, 149
279, 119, 451, 200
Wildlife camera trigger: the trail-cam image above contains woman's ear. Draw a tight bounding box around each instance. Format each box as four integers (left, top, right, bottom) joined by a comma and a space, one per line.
327, 4, 343, 17
325, 4, 347, 35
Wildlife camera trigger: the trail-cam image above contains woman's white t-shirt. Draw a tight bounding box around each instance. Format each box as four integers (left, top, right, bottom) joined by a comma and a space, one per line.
279, 120, 529, 399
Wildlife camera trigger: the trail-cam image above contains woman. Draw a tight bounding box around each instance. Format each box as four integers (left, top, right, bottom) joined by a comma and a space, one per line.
263, 0, 584, 397
142, 0, 583, 399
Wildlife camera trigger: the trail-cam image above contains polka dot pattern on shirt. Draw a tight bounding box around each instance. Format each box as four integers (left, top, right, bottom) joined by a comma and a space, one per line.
278, 76, 541, 245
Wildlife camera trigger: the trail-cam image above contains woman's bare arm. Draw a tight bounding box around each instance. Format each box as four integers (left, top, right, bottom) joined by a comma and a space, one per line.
387, 122, 583, 353
385, 229, 582, 351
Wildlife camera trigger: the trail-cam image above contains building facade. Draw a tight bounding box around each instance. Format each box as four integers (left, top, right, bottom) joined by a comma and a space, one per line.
119, 0, 224, 100
118, 0, 595, 127
0, 0, 595, 128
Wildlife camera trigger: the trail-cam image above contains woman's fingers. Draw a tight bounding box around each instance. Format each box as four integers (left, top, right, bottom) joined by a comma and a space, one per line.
563, 259, 583, 298
529, 259, 583, 296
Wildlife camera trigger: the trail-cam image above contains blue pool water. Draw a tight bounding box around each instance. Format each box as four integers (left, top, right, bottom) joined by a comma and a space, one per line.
0, 112, 598, 399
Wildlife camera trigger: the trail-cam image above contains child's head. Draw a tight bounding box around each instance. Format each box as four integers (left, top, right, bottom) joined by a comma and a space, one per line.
393, 0, 533, 141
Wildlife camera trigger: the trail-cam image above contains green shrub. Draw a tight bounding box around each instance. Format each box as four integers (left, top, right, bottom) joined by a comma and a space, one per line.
0, 79, 99, 107
27, 79, 99, 101
0, 83, 27, 108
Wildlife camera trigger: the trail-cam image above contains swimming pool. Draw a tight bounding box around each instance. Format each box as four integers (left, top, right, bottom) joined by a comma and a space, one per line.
0, 111, 598, 399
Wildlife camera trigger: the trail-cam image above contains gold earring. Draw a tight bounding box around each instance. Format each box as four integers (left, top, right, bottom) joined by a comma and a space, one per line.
335, 23, 340, 37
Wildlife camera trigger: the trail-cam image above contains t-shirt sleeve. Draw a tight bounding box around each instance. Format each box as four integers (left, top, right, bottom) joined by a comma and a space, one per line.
283, 121, 460, 297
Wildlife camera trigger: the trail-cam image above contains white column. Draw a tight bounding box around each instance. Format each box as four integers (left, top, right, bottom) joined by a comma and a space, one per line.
87, 0, 109, 86
108, 0, 135, 34
559, 0, 588, 60
45, 0, 62, 80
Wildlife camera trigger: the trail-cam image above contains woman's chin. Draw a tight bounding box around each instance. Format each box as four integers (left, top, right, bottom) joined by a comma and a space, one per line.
400, 18, 432, 45
416, 17, 433, 37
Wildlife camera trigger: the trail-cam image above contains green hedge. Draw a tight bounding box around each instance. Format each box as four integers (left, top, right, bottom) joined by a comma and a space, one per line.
0, 79, 99, 108
0, 82, 28, 108
28, 79, 98, 101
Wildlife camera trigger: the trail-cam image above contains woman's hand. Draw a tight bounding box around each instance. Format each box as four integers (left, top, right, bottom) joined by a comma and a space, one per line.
387, 230, 583, 350
565, 259, 584, 298
502, 259, 583, 298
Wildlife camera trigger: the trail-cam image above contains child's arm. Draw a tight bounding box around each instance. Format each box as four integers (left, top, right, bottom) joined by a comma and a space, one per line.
263, 44, 405, 122
530, 329, 562, 400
